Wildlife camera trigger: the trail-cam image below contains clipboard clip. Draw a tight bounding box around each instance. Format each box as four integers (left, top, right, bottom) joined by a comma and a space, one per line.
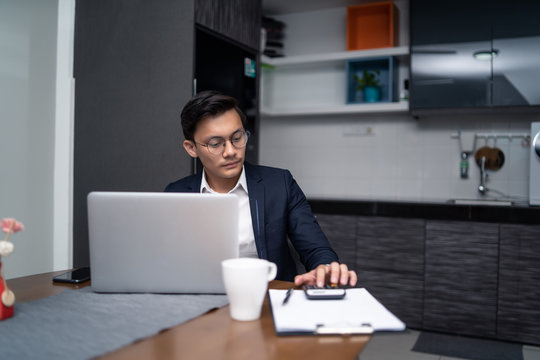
314, 323, 374, 335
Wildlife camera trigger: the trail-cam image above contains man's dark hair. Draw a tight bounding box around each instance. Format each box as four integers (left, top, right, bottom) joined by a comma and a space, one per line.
181, 90, 247, 141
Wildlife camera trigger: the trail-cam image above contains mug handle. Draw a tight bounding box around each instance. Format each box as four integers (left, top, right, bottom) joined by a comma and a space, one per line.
267, 262, 277, 281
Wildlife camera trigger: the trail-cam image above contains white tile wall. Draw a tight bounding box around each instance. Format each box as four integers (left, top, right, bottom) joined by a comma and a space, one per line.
259, 112, 538, 203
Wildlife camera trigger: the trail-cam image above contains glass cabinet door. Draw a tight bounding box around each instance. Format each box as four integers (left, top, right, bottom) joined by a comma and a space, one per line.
410, 0, 540, 110
410, 0, 491, 109
491, 2, 540, 106
411, 41, 492, 109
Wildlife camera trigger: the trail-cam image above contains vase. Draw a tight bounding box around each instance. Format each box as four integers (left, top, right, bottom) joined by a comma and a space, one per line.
0, 261, 14, 320
363, 86, 381, 103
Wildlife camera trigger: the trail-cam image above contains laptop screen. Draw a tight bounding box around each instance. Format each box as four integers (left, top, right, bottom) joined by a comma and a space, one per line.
88, 192, 239, 293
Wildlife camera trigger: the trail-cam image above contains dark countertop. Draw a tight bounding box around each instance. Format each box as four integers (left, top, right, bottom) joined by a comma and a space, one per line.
308, 199, 540, 225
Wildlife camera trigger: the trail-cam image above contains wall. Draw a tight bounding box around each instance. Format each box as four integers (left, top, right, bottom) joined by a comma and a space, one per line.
53, 0, 75, 275
0, 0, 61, 278
260, 112, 534, 202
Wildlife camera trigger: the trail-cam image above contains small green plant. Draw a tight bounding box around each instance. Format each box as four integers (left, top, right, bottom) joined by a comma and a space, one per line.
354, 69, 381, 90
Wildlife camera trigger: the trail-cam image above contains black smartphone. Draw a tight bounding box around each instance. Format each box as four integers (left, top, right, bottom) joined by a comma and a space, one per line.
53, 267, 91, 284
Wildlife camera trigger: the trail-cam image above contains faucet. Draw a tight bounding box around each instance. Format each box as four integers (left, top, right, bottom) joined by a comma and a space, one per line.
478, 156, 488, 194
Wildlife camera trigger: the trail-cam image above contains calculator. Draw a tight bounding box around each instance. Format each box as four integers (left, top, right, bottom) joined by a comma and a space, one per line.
303, 285, 346, 300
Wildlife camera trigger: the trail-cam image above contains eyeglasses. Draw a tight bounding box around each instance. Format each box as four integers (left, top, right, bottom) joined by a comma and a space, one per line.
195, 130, 250, 155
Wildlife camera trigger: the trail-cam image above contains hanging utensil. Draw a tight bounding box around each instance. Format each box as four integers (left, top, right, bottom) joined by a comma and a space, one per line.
474, 146, 505, 170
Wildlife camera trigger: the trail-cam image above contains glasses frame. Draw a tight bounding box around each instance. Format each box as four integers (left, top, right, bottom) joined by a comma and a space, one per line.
195, 130, 250, 155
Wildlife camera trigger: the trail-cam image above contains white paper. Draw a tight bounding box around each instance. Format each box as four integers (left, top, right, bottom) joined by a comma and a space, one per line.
268, 288, 406, 334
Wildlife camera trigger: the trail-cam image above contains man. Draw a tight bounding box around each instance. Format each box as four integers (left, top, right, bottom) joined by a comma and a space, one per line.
165, 91, 357, 287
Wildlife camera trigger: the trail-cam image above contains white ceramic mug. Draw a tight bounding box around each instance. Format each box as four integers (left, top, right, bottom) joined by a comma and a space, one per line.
221, 258, 277, 321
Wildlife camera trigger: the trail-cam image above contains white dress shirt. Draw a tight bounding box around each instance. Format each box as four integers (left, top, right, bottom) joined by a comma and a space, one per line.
200, 167, 258, 258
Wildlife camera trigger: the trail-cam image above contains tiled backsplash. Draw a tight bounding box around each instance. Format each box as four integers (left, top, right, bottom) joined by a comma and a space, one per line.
259, 112, 538, 203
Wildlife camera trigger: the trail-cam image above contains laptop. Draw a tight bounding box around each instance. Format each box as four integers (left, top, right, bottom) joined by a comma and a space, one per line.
87, 191, 239, 294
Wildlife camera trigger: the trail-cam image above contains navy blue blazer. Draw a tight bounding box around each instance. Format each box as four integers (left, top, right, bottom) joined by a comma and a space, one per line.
164, 162, 339, 281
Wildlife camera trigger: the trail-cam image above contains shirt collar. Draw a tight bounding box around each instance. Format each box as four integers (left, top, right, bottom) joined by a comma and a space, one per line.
200, 166, 248, 194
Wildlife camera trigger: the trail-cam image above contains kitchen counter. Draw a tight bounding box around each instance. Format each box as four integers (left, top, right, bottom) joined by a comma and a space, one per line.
309, 198, 540, 225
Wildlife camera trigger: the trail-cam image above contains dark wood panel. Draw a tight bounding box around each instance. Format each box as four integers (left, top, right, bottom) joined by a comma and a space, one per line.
73, 0, 194, 266
195, 0, 261, 50
498, 224, 540, 345
423, 220, 499, 337
308, 209, 540, 344
355, 217, 425, 276
359, 270, 424, 329
316, 214, 357, 267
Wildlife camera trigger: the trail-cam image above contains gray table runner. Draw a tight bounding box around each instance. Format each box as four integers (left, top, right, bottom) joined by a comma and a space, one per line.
0, 288, 228, 360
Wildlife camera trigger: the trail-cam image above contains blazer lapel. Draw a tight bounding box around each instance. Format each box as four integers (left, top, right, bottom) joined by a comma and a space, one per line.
245, 163, 267, 259
187, 172, 203, 192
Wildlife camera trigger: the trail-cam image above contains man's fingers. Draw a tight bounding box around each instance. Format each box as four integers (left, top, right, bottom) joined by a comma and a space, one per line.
339, 263, 349, 285
294, 270, 315, 286
348, 270, 358, 287
298, 263, 358, 287
316, 264, 328, 287
330, 262, 340, 285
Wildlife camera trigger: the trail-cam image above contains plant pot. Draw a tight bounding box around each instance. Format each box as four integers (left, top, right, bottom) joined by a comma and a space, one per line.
363, 86, 381, 103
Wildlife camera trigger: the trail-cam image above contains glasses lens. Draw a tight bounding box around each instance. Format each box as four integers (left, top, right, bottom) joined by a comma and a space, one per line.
206, 131, 249, 154
205, 139, 224, 155
232, 131, 249, 148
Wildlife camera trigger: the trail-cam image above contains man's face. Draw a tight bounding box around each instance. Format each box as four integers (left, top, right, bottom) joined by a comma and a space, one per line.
183, 109, 246, 191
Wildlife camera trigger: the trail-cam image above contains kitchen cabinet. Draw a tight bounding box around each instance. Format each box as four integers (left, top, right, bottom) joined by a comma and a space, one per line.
316, 214, 357, 267
261, 1, 410, 116
355, 217, 425, 328
311, 199, 540, 344
195, 0, 261, 50
423, 221, 499, 337
410, 0, 540, 110
498, 224, 540, 344
316, 214, 424, 328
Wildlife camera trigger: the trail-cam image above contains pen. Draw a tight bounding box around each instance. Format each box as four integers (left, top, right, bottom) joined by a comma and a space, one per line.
282, 287, 293, 305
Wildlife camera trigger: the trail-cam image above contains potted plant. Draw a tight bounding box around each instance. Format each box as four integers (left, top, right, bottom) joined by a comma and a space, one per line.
354, 69, 381, 103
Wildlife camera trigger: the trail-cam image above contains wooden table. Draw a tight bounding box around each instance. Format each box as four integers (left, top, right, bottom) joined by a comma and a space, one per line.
8, 271, 370, 359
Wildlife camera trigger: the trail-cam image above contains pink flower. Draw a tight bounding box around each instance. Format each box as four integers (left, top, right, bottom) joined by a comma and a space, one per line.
1, 218, 24, 234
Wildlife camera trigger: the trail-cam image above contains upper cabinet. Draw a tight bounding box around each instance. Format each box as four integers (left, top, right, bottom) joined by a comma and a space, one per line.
410, 0, 540, 111
260, 0, 410, 116
195, 0, 261, 50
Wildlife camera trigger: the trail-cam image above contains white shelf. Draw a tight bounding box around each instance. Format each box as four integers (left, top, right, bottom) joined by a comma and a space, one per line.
262, 46, 410, 67
260, 5, 410, 118
260, 47, 410, 117
261, 101, 409, 116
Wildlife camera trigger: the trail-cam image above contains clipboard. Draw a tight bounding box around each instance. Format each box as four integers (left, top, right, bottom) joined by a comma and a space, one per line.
268, 288, 406, 336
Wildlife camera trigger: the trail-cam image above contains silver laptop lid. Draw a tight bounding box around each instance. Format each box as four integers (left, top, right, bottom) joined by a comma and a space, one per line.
88, 192, 239, 293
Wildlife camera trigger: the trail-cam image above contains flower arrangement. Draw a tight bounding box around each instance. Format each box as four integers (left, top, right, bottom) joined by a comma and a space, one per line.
0, 217, 24, 320
1, 218, 24, 256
